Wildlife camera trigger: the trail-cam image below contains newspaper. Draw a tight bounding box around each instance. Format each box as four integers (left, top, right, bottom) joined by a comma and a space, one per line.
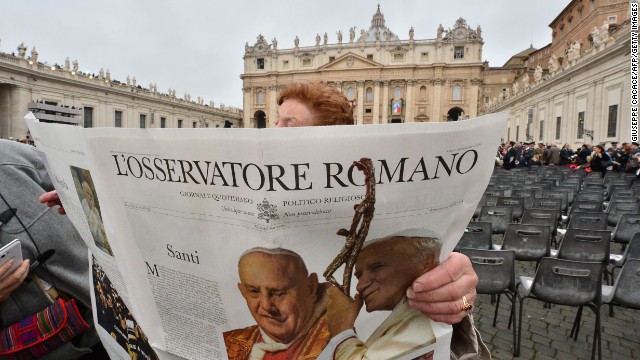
26, 112, 506, 360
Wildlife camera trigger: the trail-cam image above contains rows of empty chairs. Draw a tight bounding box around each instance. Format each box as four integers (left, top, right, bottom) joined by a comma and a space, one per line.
455, 166, 640, 360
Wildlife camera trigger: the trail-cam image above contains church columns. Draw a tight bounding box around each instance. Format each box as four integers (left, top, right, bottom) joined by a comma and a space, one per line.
242, 87, 252, 128
356, 80, 365, 125
405, 80, 414, 123
268, 84, 278, 127
381, 80, 389, 124
373, 80, 380, 124
591, 79, 604, 141
566, 89, 576, 142
469, 78, 481, 118
431, 78, 443, 122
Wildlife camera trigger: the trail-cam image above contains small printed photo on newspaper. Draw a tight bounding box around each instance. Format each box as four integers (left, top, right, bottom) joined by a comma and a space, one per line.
70, 166, 113, 256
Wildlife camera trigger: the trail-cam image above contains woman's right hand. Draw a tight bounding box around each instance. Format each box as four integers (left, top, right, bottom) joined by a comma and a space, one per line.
39, 190, 66, 214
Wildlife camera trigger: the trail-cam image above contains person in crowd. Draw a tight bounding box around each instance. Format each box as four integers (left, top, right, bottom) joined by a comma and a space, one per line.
546, 144, 561, 165
559, 143, 574, 165
502, 141, 518, 170
224, 247, 330, 360
532, 143, 545, 166
0, 139, 107, 359
495, 144, 505, 167
319, 229, 443, 359
607, 148, 622, 172
620, 144, 636, 173
579, 144, 611, 177
619, 144, 631, 171
519, 142, 534, 168
576, 144, 591, 165
607, 141, 621, 156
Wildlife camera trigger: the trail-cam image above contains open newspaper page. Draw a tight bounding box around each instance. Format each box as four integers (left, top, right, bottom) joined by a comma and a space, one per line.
27, 112, 506, 360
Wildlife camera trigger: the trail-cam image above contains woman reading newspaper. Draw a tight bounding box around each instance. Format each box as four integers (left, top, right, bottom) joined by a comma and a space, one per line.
40, 81, 489, 359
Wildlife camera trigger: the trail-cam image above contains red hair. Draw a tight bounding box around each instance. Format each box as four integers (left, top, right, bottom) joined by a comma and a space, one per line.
277, 82, 354, 126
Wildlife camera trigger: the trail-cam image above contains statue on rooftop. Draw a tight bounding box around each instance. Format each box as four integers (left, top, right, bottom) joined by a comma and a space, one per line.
99, 68, 104, 79
548, 54, 559, 75
106, 69, 111, 82
64, 57, 70, 71
521, 74, 529, 89
294, 36, 299, 48
72, 59, 78, 73
126, 75, 131, 86
323, 32, 328, 45
132, 76, 136, 87
598, 21, 609, 44
337, 30, 342, 44
315, 34, 321, 46
360, 29, 366, 42
349, 27, 356, 43
591, 27, 601, 47
567, 41, 581, 63
30, 47, 38, 63
437, 24, 444, 40
17, 42, 27, 58
409, 27, 414, 40
272, 37, 277, 50
534, 64, 543, 83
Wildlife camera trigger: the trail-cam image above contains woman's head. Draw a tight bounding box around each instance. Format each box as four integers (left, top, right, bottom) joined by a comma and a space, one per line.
276, 82, 354, 127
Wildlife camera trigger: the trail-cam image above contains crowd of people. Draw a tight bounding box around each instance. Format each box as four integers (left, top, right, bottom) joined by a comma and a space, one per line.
497, 141, 640, 177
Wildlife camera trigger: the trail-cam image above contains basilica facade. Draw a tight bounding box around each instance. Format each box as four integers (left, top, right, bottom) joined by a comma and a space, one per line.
241, 6, 485, 128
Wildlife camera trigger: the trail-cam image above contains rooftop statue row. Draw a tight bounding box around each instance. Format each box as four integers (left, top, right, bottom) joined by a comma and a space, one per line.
245, 21, 480, 55
485, 26, 614, 112
0, 39, 238, 112
244, 5, 481, 55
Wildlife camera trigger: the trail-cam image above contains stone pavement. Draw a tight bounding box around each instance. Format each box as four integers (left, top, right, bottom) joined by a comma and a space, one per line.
471, 240, 640, 360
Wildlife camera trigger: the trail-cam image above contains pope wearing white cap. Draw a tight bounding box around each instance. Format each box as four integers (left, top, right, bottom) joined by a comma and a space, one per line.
319, 228, 442, 360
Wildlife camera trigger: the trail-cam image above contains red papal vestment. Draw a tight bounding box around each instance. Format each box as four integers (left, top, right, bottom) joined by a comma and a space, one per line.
223, 315, 330, 360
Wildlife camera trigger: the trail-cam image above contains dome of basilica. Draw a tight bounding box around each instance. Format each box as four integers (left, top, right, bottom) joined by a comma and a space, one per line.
356, 5, 400, 42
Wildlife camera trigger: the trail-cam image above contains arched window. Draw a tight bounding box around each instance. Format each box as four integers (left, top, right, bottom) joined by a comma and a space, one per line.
257, 90, 265, 105
365, 87, 373, 102
452, 85, 462, 101
346, 87, 355, 100
394, 86, 402, 98
419, 86, 427, 100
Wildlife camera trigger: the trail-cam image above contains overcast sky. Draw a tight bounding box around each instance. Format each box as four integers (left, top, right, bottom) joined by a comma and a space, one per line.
1, 0, 570, 108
